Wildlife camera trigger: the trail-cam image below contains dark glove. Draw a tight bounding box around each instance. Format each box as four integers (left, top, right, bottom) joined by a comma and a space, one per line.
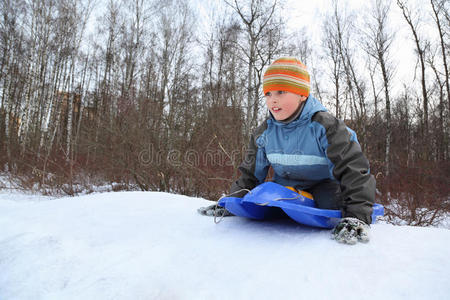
332, 217, 370, 245
197, 204, 232, 217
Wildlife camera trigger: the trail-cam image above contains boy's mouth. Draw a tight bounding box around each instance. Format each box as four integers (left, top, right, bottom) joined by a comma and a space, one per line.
272, 107, 281, 112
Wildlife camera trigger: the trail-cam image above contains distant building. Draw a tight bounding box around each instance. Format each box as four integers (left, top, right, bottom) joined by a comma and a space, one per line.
56, 91, 82, 126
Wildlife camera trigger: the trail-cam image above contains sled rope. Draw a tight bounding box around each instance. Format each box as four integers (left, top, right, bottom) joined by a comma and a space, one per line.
257, 193, 304, 206
257, 187, 313, 206
214, 188, 252, 224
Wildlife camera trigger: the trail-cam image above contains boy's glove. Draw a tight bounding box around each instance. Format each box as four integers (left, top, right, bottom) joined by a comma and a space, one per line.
197, 204, 232, 217
332, 217, 370, 245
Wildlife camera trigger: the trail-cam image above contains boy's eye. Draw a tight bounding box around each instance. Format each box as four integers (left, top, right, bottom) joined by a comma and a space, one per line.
265, 91, 286, 97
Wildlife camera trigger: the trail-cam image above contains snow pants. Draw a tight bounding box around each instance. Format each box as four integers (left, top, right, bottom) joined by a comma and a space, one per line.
303, 179, 341, 210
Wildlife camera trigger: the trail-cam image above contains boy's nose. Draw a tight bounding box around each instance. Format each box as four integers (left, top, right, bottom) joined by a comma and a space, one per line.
268, 95, 279, 102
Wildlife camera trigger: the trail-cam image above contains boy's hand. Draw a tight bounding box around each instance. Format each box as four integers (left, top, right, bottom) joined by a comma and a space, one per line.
197, 204, 232, 217
332, 217, 370, 245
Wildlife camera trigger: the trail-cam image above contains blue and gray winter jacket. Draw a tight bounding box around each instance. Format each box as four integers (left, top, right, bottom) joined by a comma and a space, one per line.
230, 96, 376, 224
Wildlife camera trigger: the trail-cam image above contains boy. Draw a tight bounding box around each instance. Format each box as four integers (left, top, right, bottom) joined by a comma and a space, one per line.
199, 57, 376, 245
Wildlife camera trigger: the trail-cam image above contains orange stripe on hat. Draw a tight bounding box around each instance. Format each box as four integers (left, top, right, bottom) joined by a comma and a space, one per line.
263, 57, 310, 97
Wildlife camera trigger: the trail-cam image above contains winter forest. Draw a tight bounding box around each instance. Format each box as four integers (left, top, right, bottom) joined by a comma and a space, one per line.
0, 0, 449, 226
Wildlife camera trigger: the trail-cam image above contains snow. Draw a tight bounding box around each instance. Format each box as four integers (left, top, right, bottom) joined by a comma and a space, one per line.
1, 191, 450, 300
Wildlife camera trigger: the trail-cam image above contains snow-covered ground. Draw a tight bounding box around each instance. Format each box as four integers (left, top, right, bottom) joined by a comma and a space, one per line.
1, 190, 449, 300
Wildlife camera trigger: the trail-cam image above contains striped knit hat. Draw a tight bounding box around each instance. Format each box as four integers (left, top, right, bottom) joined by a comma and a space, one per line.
263, 57, 310, 97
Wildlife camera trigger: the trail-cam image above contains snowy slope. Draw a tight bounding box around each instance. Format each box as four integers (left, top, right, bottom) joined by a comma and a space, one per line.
0, 191, 449, 300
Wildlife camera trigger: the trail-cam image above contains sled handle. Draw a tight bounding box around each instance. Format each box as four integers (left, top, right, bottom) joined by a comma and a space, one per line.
214, 189, 252, 224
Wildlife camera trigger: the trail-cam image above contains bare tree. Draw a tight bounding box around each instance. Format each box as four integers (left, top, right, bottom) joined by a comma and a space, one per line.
428, 46, 447, 160
362, 0, 396, 176
283, 28, 312, 66
224, 0, 283, 132
0, 0, 26, 167
397, 0, 430, 141
1, 0, 449, 209
322, 16, 344, 118
367, 57, 382, 119
328, 0, 369, 149
119, 0, 148, 101
430, 0, 450, 116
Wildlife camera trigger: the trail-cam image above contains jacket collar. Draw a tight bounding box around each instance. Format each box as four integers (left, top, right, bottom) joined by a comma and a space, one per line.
268, 96, 328, 127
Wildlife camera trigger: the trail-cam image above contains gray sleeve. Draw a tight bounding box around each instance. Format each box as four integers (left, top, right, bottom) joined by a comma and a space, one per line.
229, 123, 269, 198
229, 133, 261, 198
313, 112, 376, 224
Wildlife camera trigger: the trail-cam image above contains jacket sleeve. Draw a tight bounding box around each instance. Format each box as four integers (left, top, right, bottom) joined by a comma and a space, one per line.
229, 132, 270, 198
313, 112, 376, 224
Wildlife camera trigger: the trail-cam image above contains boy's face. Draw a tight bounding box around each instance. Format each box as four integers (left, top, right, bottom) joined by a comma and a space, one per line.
265, 91, 307, 121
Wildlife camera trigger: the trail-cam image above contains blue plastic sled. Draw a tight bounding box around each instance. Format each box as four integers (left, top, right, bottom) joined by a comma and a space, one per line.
218, 182, 384, 229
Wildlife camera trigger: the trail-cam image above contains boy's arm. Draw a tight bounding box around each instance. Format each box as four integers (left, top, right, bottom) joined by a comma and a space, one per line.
229, 133, 270, 198
313, 112, 376, 225
198, 129, 269, 217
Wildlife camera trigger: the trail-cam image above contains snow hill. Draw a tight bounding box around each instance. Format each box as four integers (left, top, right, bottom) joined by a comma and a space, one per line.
1, 191, 449, 300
